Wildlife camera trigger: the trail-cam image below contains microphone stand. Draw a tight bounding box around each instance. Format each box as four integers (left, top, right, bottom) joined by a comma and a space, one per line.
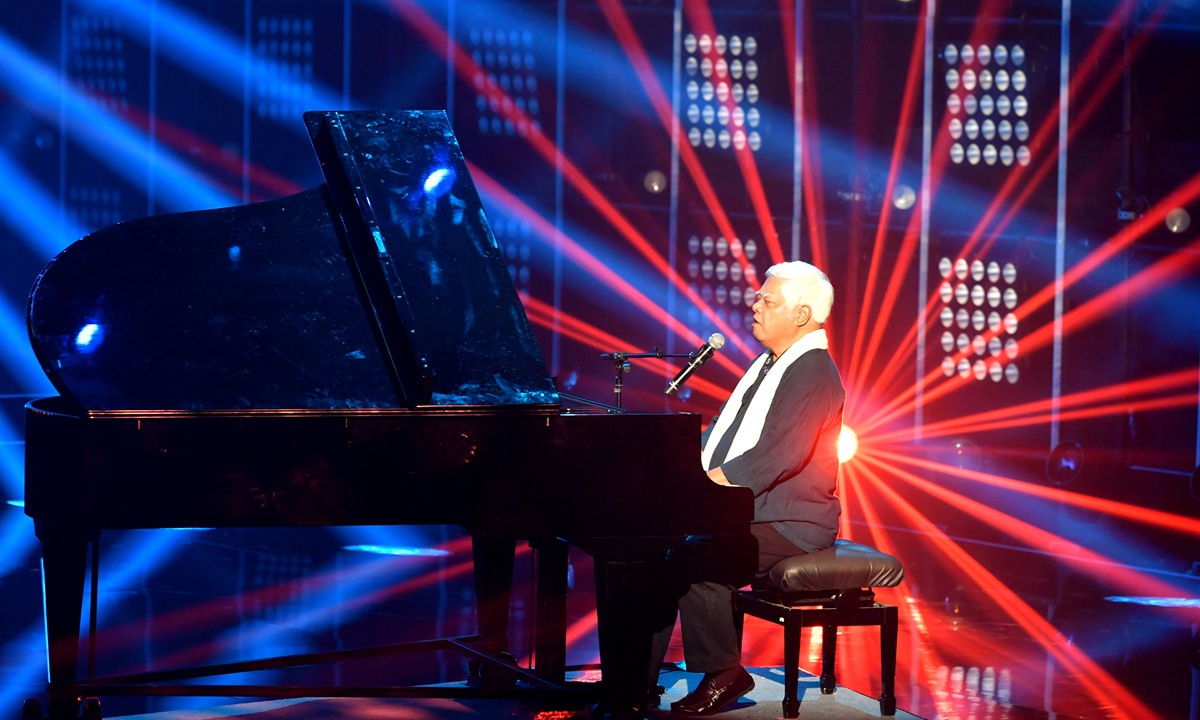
600, 347, 692, 408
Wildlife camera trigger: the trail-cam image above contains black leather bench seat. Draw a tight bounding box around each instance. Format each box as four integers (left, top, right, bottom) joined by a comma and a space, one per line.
736, 539, 905, 717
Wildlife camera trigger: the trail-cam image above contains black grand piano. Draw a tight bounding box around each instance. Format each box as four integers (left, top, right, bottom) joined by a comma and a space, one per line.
23, 111, 755, 720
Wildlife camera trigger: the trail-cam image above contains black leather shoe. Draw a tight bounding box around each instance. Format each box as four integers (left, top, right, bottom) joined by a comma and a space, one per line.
670, 666, 754, 715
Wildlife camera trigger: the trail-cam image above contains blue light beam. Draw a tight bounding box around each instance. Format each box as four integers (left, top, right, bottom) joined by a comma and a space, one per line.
0, 149, 87, 258
0, 27, 236, 212
72, 0, 350, 126
0, 294, 55, 399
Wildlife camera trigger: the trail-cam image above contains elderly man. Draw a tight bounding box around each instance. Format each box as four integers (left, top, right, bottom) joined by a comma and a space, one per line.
657, 260, 845, 715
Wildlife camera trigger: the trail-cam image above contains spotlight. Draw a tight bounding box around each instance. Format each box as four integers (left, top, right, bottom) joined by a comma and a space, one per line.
1046, 441, 1084, 486
837, 426, 858, 463
892, 184, 916, 210
1165, 207, 1191, 233
643, 170, 667, 194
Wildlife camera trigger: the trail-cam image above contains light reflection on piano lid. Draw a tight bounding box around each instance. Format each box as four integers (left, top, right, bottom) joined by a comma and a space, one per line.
1106, 596, 1200, 608
343, 545, 452, 557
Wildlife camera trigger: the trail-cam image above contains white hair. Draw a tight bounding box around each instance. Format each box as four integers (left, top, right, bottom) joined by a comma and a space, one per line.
765, 261, 834, 324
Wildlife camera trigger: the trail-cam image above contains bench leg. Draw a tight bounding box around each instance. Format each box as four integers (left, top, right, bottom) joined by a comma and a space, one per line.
879, 606, 898, 716
782, 615, 801, 718
819, 625, 837, 694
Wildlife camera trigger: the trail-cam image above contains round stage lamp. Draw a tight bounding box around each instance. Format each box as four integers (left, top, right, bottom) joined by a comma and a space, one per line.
643, 170, 667, 194
837, 426, 858, 463
892, 184, 916, 210
1046, 442, 1084, 486
1165, 207, 1191, 233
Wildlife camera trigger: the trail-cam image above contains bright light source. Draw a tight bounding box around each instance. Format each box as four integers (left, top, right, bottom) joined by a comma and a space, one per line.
837, 426, 858, 463
1165, 207, 1191, 233
75, 323, 104, 353
1106, 596, 1200, 608
892, 184, 916, 210
343, 545, 452, 557
422, 166, 457, 197
644, 170, 667, 194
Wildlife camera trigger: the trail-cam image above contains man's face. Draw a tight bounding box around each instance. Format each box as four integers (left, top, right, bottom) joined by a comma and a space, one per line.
751, 276, 797, 351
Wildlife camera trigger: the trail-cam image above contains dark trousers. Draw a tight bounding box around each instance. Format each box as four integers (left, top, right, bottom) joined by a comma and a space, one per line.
649, 523, 808, 679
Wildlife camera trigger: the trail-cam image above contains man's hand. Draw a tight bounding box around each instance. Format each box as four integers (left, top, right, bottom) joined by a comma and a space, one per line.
707, 466, 731, 485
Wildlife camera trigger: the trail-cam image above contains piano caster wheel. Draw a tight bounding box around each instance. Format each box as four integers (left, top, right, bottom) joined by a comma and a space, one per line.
20, 698, 43, 720
80, 698, 101, 720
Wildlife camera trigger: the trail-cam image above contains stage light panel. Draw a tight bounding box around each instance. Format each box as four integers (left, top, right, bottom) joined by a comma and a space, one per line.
681, 31, 764, 154
934, 254, 1024, 386
941, 40, 1033, 175
464, 22, 545, 148
253, 15, 315, 122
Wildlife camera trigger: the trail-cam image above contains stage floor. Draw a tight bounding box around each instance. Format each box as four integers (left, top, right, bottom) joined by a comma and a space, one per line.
102, 665, 1041, 720
100, 665, 1098, 720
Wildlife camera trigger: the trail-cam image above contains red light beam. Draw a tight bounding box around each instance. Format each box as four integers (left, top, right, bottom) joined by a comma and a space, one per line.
386, 0, 759, 360
866, 447, 1200, 538
521, 292, 731, 403
856, 462, 1162, 720
847, 1, 927, 387
859, 453, 1192, 600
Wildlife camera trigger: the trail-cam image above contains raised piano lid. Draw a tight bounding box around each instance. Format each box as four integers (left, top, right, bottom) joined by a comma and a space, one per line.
26, 110, 558, 411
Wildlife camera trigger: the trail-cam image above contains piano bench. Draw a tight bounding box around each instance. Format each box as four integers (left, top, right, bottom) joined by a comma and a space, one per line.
734, 540, 904, 718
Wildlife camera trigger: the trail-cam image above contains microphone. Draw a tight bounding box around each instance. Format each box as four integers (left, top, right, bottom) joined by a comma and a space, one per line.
665, 333, 725, 395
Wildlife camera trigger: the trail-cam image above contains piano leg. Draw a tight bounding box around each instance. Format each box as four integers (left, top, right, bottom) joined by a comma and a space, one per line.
592, 558, 655, 720
470, 535, 516, 659
35, 522, 90, 720
531, 538, 568, 683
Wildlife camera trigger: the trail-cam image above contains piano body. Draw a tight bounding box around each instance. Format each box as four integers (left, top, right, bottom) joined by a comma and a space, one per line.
23, 111, 755, 719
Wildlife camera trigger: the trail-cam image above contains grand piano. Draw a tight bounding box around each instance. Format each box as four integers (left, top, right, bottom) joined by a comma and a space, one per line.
23, 111, 755, 720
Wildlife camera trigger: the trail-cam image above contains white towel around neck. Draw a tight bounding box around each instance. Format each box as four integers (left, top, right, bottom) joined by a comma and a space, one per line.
701, 329, 829, 471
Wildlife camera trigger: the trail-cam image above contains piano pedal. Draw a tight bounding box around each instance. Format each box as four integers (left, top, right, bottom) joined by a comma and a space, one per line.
81, 698, 101, 720
20, 698, 43, 720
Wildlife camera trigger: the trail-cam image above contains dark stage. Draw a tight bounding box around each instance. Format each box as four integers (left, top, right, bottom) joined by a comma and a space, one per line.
2, 1, 1200, 719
